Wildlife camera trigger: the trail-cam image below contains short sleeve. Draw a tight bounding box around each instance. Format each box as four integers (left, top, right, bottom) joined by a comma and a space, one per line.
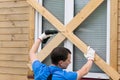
32, 60, 46, 76
32, 60, 50, 80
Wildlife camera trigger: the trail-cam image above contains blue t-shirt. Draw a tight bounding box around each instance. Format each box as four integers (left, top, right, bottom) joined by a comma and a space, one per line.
32, 60, 77, 80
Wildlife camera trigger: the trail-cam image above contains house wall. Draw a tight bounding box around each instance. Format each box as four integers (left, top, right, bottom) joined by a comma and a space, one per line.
0, 0, 119, 80
0, 0, 30, 80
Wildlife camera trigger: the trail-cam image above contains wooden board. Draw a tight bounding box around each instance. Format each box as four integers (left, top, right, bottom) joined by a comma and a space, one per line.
0, 28, 29, 34
0, 54, 28, 61
27, 0, 120, 79
0, 48, 28, 54
0, 7, 29, 14
0, 74, 28, 80
0, 1, 28, 8
0, 0, 30, 79
110, 0, 118, 70
0, 14, 28, 21
0, 67, 28, 75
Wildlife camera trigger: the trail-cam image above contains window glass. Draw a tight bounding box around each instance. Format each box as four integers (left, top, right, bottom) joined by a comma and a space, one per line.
42, 0, 65, 65
74, 0, 107, 73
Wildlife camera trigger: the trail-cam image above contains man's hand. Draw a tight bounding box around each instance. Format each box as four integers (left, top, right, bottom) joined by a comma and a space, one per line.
39, 30, 58, 43
84, 46, 95, 61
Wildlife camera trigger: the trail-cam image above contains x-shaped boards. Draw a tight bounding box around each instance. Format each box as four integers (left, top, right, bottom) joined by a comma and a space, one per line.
27, 0, 120, 79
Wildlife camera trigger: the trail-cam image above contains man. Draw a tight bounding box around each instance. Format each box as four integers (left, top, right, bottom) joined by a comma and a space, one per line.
29, 30, 95, 80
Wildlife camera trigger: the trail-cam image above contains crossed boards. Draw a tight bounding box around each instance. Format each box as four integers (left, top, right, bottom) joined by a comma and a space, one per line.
27, 0, 120, 79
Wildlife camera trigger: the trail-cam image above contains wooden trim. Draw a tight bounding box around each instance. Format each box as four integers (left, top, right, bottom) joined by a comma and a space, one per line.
28, 6, 35, 79
29, 7, 35, 50
110, 0, 118, 70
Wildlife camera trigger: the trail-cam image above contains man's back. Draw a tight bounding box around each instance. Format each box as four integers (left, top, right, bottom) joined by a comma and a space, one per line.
32, 60, 77, 80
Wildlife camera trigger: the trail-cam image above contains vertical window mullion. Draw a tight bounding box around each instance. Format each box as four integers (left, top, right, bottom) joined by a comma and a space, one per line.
106, 0, 110, 64
35, 0, 43, 52
64, 0, 74, 71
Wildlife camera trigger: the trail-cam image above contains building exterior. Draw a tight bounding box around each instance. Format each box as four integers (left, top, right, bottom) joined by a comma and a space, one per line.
0, 0, 119, 80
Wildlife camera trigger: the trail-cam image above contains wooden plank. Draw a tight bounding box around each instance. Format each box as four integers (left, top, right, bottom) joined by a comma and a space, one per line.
37, 33, 66, 61
0, 48, 28, 54
27, 0, 120, 79
0, 67, 28, 75
27, 0, 104, 62
0, 28, 29, 34
11, 34, 29, 40
118, 42, 120, 48
0, 34, 28, 41
27, 0, 104, 32
0, 1, 28, 8
0, 14, 29, 21
0, 41, 28, 48
66, 0, 104, 32
0, 74, 28, 80
110, 0, 118, 70
0, 7, 29, 14
29, 6, 35, 50
0, 35, 12, 40
28, 6, 35, 78
27, 0, 65, 32
0, 61, 28, 68
0, 0, 25, 2
118, 33, 120, 40
27, 33, 66, 70
62, 32, 120, 80
0, 54, 28, 61
0, 0, 29, 79
27, 0, 104, 33
0, 21, 29, 28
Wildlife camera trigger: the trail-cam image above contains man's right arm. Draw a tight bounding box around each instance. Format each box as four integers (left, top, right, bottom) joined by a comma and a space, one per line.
77, 59, 93, 79
29, 38, 42, 63
29, 30, 58, 63
77, 47, 95, 80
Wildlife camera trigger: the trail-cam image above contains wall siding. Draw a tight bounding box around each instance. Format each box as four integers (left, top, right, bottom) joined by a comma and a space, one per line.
118, 0, 120, 73
0, 0, 29, 80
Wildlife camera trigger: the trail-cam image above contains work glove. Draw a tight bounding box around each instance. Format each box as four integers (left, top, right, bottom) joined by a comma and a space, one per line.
39, 30, 58, 43
84, 46, 95, 61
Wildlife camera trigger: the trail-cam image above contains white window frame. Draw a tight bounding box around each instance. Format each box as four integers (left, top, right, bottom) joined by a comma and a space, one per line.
64, 0, 110, 79
64, 0, 74, 71
35, 0, 110, 79
35, 0, 43, 52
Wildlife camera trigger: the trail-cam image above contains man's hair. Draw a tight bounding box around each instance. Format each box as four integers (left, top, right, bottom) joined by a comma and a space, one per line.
50, 47, 71, 65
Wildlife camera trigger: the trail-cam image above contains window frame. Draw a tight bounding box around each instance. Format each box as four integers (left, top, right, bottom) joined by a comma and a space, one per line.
34, 0, 114, 79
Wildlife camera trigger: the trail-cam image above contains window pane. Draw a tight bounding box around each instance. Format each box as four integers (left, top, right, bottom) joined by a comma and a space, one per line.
74, 0, 107, 73
42, 0, 65, 65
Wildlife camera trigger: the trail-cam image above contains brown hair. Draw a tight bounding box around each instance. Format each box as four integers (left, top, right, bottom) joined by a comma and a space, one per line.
50, 47, 71, 65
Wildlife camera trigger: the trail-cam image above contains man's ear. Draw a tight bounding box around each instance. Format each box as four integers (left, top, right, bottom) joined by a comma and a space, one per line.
58, 60, 63, 66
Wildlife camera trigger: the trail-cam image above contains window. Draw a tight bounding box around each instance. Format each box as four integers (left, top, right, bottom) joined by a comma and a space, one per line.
35, 0, 110, 79
73, 0, 109, 79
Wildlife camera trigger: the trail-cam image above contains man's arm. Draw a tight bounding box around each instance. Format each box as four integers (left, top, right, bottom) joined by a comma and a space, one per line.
29, 38, 42, 63
77, 47, 95, 80
29, 30, 58, 63
77, 59, 93, 79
